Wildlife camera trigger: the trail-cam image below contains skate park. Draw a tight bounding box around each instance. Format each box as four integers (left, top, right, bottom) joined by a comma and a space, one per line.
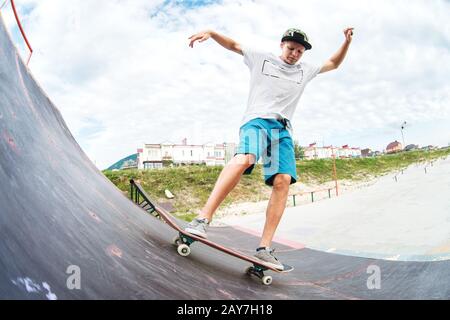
1, 3, 450, 300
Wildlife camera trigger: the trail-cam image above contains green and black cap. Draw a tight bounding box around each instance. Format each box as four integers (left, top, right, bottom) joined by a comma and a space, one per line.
281, 28, 312, 50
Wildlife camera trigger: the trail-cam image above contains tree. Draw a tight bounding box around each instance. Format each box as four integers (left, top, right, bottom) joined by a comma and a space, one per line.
294, 140, 304, 160
162, 160, 174, 167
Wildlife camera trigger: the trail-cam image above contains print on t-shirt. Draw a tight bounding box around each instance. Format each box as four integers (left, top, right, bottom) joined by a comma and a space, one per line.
261, 59, 303, 85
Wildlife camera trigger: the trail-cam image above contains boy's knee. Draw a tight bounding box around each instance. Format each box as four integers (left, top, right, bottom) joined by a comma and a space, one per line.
233, 154, 256, 168
272, 174, 291, 190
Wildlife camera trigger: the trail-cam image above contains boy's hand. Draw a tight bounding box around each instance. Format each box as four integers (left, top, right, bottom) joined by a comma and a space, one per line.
189, 31, 212, 48
344, 27, 354, 43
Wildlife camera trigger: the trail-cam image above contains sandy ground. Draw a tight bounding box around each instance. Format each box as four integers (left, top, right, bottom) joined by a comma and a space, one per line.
217, 156, 450, 261
213, 178, 378, 223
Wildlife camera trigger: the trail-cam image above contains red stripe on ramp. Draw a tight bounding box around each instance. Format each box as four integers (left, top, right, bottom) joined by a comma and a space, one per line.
231, 225, 306, 250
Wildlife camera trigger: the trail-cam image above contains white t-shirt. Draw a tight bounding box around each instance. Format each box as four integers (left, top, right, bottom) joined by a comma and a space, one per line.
241, 45, 321, 126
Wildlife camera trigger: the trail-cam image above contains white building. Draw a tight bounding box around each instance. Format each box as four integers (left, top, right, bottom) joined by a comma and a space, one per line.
137, 140, 235, 170
138, 144, 163, 170
303, 143, 361, 160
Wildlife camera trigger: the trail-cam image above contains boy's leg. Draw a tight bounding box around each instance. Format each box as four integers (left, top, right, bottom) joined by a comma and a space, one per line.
197, 153, 256, 221
259, 126, 296, 247
186, 120, 263, 238
253, 123, 295, 270
259, 173, 291, 247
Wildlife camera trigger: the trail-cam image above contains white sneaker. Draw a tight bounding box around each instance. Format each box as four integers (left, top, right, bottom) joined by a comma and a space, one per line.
184, 218, 209, 238
254, 247, 284, 270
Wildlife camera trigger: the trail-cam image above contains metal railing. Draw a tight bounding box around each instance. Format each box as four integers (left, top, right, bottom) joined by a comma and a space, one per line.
129, 179, 159, 218
290, 186, 337, 206
1, 0, 33, 64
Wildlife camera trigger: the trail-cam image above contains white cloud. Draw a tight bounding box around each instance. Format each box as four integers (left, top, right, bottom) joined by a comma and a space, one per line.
3, 0, 449, 168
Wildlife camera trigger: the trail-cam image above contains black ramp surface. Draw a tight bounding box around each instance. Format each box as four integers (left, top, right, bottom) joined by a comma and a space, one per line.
0, 12, 449, 299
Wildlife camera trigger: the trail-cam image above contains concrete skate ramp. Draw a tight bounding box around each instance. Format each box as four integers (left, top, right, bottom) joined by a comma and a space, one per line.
0, 13, 449, 299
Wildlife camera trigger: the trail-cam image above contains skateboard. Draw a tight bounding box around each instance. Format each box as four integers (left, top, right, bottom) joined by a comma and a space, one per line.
154, 203, 293, 286
129, 179, 293, 285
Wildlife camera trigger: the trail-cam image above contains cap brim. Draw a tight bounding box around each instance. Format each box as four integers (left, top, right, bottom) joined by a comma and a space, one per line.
281, 36, 312, 50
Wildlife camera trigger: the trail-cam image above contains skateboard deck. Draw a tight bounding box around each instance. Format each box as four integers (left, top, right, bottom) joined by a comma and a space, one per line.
129, 179, 293, 285
153, 203, 293, 285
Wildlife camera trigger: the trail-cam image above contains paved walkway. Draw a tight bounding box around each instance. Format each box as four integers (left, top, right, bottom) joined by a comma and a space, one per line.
219, 156, 450, 261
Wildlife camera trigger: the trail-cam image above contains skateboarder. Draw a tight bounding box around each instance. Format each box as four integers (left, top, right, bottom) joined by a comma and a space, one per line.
185, 27, 353, 270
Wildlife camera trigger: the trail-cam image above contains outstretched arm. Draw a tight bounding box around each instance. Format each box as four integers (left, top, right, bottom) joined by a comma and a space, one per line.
188, 30, 243, 55
319, 27, 354, 74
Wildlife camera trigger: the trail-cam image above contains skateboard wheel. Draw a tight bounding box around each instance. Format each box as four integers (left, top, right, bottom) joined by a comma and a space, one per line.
245, 266, 253, 275
177, 244, 191, 257
262, 276, 272, 286
173, 236, 181, 246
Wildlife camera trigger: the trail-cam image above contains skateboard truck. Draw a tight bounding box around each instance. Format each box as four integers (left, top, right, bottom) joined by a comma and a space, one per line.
173, 233, 195, 257
173, 232, 277, 286
245, 265, 273, 286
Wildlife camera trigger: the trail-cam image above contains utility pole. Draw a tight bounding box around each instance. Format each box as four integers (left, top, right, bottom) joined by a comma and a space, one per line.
400, 121, 407, 148
331, 146, 339, 196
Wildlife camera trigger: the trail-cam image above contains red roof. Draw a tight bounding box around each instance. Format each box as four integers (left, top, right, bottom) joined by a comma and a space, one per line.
386, 141, 402, 150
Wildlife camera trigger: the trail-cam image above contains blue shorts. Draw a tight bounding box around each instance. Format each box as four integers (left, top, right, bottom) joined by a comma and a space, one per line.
236, 118, 297, 186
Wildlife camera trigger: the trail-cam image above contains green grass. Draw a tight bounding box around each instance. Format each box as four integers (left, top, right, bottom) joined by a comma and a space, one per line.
104, 148, 450, 221
104, 165, 270, 218
298, 149, 450, 183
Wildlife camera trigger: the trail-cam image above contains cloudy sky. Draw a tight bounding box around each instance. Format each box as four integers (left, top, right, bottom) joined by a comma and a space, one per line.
2, 0, 449, 169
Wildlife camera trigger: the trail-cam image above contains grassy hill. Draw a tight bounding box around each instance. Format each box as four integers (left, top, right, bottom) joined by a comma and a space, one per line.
104, 148, 450, 221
